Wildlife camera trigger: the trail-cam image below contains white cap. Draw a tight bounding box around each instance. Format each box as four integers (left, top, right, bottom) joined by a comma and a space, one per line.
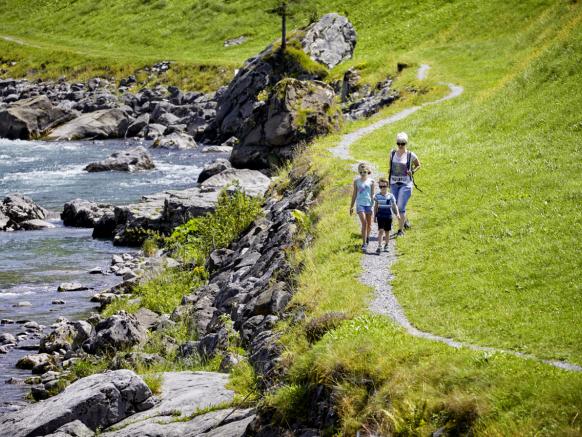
396, 132, 408, 144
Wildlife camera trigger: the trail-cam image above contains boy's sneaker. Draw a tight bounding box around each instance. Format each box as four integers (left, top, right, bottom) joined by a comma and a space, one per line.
395, 229, 405, 237
383, 244, 390, 252
404, 220, 412, 229
376, 245, 382, 254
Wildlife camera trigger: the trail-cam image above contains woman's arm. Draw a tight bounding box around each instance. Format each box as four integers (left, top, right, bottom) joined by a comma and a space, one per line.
412, 157, 421, 174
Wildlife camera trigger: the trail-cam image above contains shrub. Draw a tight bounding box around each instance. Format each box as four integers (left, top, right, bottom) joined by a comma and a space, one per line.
142, 238, 158, 257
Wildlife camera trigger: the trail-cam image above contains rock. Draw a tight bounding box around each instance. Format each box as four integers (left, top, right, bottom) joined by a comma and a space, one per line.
224, 36, 247, 47
2, 193, 47, 224
82, 311, 147, 355
0, 95, 73, 140
16, 353, 52, 370
152, 132, 197, 150
45, 420, 95, 437
125, 113, 150, 138
144, 123, 167, 140
18, 219, 55, 230
47, 109, 131, 141
14, 301, 32, 307
133, 308, 160, 330
52, 300, 66, 305
103, 371, 241, 434
103, 408, 255, 437
40, 320, 92, 353
58, 282, 89, 292
31, 385, 51, 401
0, 370, 153, 436
200, 168, 271, 197
232, 79, 341, 169
111, 352, 166, 370
0, 333, 17, 344
344, 77, 399, 120
0, 209, 9, 230
5, 377, 24, 385
23, 321, 41, 331
197, 158, 232, 183
301, 13, 357, 69
201, 145, 233, 153
92, 210, 117, 239
340, 68, 362, 102
84, 146, 155, 172
219, 352, 243, 373
62, 199, 114, 228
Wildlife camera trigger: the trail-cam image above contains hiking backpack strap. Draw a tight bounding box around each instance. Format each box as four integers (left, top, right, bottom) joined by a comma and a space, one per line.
406, 151, 412, 173
388, 150, 396, 183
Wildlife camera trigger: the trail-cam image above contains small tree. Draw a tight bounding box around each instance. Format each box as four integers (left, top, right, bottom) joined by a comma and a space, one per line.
268, 0, 315, 54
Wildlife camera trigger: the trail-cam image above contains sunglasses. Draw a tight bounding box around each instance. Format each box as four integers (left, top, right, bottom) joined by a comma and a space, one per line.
359, 171, 369, 175
379, 185, 388, 188
397, 142, 406, 146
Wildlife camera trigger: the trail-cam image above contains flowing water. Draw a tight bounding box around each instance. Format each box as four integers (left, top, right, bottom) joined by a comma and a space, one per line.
0, 138, 226, 410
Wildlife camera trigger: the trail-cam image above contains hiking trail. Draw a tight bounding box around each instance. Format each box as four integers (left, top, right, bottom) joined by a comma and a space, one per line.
329, 64, 582, 373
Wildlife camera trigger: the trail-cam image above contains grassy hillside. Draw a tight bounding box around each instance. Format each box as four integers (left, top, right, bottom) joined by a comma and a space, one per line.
2, 0, 581, 433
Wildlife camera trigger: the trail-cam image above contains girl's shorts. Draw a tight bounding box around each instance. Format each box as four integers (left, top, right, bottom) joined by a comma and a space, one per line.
356, 205, 373, 214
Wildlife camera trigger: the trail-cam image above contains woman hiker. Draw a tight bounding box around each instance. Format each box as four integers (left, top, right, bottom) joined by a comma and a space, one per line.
350, 162, 375, 252
389, 132, 421, 236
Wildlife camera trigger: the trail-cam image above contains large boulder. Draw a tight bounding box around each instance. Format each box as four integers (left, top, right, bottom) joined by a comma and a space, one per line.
231, 79, 341, 169
1, 193, 49, 230
62, 199, 114, 228
82, 311, 147, 355
0, 96, 73, 140
0, 370, 154, 436
84, 146, 155, 172
200, 169, 271, 198
40, 320, 93, 353
301, 13, 357, 69
197, 158, 232, 183
47, 109, 131, 141
101, 372, 254, 437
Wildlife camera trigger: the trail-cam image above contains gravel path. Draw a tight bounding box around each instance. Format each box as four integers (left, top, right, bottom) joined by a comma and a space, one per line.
331, 65, 582, 372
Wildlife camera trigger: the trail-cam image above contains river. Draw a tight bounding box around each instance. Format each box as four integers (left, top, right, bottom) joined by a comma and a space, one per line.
0, 138, 224, 410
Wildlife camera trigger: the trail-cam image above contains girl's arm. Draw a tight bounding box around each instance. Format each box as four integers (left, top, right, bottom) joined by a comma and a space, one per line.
373, 198, 379, 221
350, 180, 357, 215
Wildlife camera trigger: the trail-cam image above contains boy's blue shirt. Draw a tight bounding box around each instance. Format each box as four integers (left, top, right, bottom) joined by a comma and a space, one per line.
374, 192, 396, 218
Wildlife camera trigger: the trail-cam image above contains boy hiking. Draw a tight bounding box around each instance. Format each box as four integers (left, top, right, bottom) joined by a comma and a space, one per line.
350, 162, 375, 252
373, 177, 400, 253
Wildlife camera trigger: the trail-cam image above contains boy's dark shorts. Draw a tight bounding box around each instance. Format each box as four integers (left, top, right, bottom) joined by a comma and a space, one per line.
377, 216, 392, 231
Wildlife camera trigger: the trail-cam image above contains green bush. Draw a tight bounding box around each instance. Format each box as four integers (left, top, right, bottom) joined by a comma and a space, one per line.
167, 188, 263, 264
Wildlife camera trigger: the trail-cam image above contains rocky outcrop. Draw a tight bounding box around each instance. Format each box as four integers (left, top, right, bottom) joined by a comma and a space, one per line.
0, 370, 154, 437
198, 158, 232, 183
47, 109, 131, 141
343, 77, 399, 120
82, 312, 147, 355
84, 146, 155, 172
172, 170, 319, 390
0, 95, 73, 140
62, 199, 114, 228
231, 79, 341, 169
200, 169, 271, 197
0, 193, 51, 231
301, 13, 357, 69
215, 14, 354, 143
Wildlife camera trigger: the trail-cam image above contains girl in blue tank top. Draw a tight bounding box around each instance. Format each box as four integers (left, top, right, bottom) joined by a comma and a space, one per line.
350, 162, 375, 252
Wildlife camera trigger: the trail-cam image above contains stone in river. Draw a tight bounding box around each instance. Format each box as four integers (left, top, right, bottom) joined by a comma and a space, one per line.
52, 300, 66, 305
84, 146, 155, 172
46, 108, 131, 141
18, 219, 55, 230
13, 301, 32, 307
58, 282, 90, 292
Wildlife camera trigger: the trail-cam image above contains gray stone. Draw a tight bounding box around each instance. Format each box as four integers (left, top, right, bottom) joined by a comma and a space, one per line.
45, 420, 95, 437
14, 301, 32, 307
125, 113, 150, 138
0, 370, 153, 436
84, 146, 155, 172
301, 13, 357, 69
58, 282, 89, 292
144, 123, 167, 140
40, 320, 92, 353
201, 145, 233, 153
197, 158, 232, 183
224, 36, 247, 47
62, 199, 114, 228
0, 95, 73, 140
152, 132, 197, 150
2, 193, 47, 224
200, 168, 271, 198
18, 219, 55, 230
15, 353, 52, 370
82, 311, 147, 355
104, 371, 239, 434
134, 308, 160, 330
47, 109, 131, 140
0, 333, 17, 345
